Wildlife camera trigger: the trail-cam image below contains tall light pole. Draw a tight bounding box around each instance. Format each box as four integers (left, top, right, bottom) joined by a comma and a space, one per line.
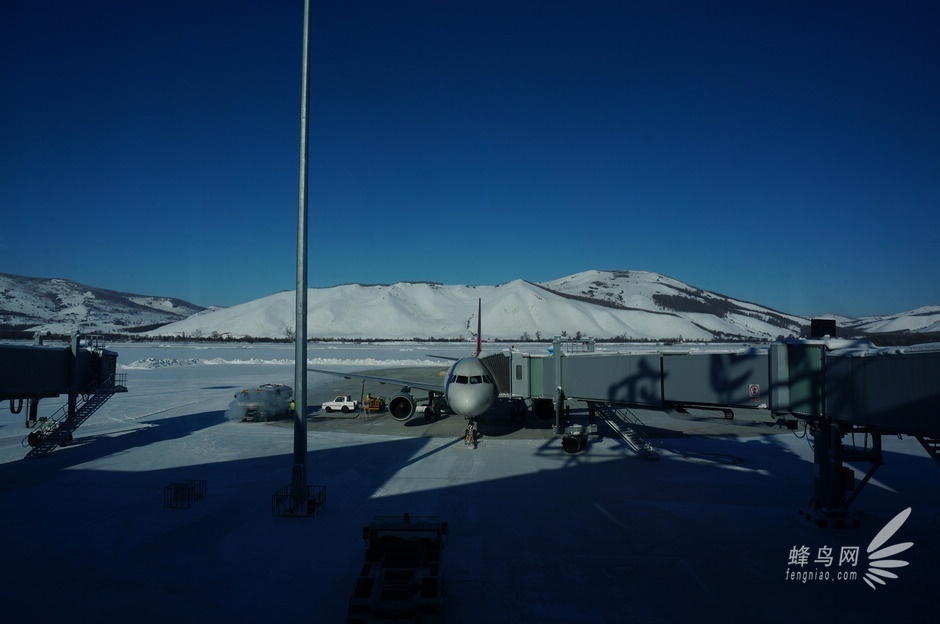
291, 0, 311, 511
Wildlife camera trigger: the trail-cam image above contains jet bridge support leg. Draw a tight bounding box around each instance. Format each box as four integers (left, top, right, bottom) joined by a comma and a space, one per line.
27, 398, 39, 427
801, 422, 883, 528
67, 392, 77, 421
554, 389, 567, 435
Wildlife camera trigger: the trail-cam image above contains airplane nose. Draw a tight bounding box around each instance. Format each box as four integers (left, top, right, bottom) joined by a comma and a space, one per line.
448, 385, 496, 418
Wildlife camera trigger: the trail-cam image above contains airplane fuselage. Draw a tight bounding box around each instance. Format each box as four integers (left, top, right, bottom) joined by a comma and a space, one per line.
443, 356, 497, 419
308, 299, 497, 424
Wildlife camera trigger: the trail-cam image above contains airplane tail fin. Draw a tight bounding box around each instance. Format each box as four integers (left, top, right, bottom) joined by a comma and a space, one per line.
475, 298, 482, 356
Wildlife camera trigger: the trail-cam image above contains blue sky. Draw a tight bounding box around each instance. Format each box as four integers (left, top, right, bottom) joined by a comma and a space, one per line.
3, 1, 939, 317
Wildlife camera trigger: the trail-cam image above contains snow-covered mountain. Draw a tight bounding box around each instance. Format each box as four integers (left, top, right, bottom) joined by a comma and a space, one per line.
840, 306, 940, 334
0, 273, 205, 335
148, 270, 809, 341
6, 270, 937, 341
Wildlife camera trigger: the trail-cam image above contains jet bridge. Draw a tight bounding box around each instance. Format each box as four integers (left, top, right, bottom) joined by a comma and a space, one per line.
773, 340, 940, 526
489, 340, 771, 418
483, 336, 940, 526
1, 333, 127, 456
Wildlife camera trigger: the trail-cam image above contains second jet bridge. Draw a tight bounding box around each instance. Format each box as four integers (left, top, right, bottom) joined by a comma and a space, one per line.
482, 336, 940, 526
487, 337, 940, 438
491, 341, 771, 417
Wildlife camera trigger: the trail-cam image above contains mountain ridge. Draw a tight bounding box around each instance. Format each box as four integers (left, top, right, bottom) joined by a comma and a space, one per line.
142, 269, 927, 341
3, 270, 938, 342
0, 273, 205, 335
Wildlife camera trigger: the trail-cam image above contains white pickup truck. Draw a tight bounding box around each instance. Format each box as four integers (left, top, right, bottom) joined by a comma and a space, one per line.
321, 395, 358, 413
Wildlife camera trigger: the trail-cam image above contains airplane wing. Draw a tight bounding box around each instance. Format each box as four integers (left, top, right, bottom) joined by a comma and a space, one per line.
308, 368, 445, 393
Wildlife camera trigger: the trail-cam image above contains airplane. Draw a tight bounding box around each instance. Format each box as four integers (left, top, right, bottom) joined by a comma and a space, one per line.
308, 299, 498, 442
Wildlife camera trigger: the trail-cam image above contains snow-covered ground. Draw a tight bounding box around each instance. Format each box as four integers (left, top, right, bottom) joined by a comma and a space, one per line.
1, 342, 938, 622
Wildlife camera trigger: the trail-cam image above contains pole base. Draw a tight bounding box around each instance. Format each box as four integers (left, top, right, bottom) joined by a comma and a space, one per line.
272, 484, 326, 517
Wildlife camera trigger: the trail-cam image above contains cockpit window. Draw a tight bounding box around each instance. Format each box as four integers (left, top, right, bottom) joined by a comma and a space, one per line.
448, 373, 492, 385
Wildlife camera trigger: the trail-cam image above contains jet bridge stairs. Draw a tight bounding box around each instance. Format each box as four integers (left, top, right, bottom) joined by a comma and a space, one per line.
588, 402, 660, 461
24, 375, 128, 458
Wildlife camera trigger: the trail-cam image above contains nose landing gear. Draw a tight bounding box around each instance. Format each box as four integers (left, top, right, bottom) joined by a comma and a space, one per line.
464, 418, 478, 448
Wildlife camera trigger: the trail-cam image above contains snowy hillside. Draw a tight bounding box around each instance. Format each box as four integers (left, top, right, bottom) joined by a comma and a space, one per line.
6, 269, 938, 341
148, 270, 808, 341
0, 273, 204, 334
841, 306, 940, 334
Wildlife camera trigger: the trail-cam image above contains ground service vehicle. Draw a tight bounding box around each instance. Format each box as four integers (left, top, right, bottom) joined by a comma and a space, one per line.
322, 395, 358, 413
348, 514, 447, 623
364, 396, 386, 413
231, 383, 292, 422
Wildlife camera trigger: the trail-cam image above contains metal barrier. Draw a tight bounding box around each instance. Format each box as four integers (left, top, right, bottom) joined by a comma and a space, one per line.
163, 480, 207, 509
271, 484, 326, 517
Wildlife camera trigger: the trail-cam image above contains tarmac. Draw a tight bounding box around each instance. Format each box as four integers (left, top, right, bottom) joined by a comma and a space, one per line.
285, 365, 793, 445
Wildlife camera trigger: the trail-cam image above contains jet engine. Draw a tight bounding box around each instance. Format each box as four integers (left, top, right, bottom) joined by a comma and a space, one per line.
388, 392, 416, 421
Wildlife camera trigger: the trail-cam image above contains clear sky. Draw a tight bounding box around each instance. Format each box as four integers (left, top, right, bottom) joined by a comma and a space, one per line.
3, 1, 939, 318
